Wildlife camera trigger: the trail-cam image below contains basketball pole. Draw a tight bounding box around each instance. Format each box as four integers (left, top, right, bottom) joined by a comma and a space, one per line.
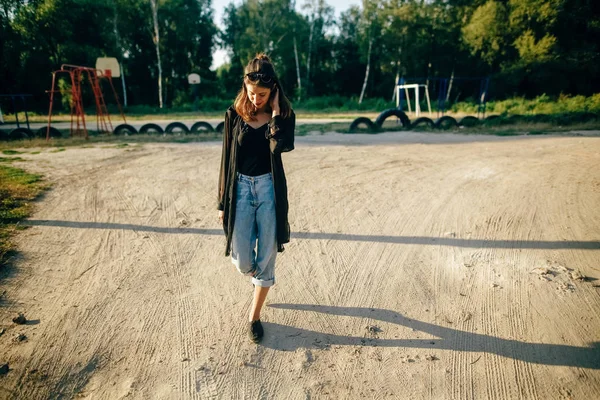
120, 62, 127, 107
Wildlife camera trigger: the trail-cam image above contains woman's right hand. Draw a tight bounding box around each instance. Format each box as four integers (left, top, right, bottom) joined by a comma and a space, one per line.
218, 210, 224, 222
270, 85, 280, 116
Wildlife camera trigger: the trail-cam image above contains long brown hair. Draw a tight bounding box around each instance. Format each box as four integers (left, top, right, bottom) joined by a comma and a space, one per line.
234, 53, 292, 122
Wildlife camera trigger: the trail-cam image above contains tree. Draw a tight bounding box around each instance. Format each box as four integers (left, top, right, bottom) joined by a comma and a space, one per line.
333, 6, 364, 97
8, 0, 117, 109
462, 1, 511, 69
111, 0, 127, 106
161, 0, 217, 105
509, 0, 561, 64
149, 0, 163, 108
221, 0, 298, 97
0, 0, 598, 110
358, 0, 383, 104
301, 0, 334, 97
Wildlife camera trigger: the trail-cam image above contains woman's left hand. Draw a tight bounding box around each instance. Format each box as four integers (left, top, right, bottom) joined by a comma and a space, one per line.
270, 85, 280, 116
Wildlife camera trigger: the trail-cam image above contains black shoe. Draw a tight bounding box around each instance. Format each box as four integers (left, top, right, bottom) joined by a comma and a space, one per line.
249, 320, 264, 343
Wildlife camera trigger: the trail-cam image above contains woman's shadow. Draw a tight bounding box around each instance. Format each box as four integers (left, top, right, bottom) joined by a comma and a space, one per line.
263, 304, 600, 369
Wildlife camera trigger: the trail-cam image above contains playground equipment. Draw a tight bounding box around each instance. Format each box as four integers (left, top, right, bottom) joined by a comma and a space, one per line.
0, 94, 36, 140
397, 76, 490, 119
395, 83, 432, 116
0, 94, 32, 130
45, 60, 126, 140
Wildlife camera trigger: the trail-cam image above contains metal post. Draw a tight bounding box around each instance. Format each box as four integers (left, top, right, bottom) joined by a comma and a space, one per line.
483, 77, 490, 117
424, 85, 432, 115
478, 77, 489, 118
415, 86, 420, 117
21, 96, 30, 130
120, 62, 128, 108
108, 75, 126, 124
398, 77, 405, 111
11, 96, 19, 128
436, 80, 443, 118
441, 79, 449, 116
405, 87, 412, 113
47, 72, 57, 141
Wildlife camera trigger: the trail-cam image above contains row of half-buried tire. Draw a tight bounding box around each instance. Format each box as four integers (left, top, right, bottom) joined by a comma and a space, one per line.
0, 121, 226, 141
0, 126, 65, 141
113, 121, 224, 135
349, 109, 600, 132
349, 109, 494, 132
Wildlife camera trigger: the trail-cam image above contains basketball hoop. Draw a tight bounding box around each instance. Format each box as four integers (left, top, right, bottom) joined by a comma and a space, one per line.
188, 73, 200, 84
96, 57, 120, 78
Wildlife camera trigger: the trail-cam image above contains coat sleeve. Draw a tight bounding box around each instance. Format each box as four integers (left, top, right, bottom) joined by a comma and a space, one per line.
217, 109, 233, 211
268, 110, 295, 154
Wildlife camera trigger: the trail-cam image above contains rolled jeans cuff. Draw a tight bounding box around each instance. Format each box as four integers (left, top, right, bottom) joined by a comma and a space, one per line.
252, 277, 275, 288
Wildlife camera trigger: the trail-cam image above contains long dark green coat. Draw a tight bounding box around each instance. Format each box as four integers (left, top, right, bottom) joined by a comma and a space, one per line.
217, 106, 295, 256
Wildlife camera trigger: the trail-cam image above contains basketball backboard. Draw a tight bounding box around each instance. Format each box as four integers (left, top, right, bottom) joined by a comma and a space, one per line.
96, 57, 120, 78
188, 73, 201, 84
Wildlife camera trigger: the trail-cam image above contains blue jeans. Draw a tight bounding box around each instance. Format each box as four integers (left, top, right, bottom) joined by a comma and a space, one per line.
231, 172, 277, 287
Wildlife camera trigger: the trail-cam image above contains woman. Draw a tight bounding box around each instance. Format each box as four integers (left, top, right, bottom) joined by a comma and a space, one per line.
217, 54, 295, 343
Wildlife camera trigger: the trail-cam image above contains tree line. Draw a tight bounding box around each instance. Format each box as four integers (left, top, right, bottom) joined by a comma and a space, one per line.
1, 0, 598, 112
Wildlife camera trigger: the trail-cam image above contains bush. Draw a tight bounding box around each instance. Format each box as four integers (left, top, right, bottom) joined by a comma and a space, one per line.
589, 94, 600, 113
452, 93, 600, 116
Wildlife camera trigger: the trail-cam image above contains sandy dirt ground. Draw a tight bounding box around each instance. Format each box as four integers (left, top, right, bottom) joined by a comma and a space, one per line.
0, 131, 599, 399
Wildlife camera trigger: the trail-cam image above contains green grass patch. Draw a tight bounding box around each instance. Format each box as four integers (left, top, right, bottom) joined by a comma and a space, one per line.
0, 157, 24, 163
295, 123, 350, 136
0, 165, 48, 266
2, 150, 22, 155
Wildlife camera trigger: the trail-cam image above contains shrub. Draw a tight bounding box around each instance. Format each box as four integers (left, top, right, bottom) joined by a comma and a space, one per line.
452, 93, 600, 116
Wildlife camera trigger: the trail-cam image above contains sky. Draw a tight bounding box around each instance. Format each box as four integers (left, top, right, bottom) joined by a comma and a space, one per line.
210, 0, 362, 70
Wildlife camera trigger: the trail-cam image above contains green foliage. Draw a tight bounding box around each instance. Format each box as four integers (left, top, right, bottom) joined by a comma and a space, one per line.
0, 157, 24, 162
1, 0, 598, 111
0, 165, 47, 265
462, 1, 510, 67
513, 30, 557, 64
452, 93, 600, 115
58, 77, 73, 113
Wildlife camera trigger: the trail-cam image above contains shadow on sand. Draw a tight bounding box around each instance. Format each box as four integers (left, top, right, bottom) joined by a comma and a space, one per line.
263, 304, 600, 369
24, 220, 600, 250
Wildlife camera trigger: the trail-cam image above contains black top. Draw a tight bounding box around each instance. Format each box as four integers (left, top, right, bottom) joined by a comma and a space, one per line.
218, 107, 296, 256
237, 122, 271, 176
